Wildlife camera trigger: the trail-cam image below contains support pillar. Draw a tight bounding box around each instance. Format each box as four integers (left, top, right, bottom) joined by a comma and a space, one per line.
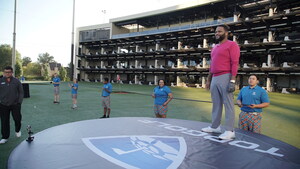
135, 45, 139, 52
100, 74, 103, 82
176, 76, 182, 87
101, 61, 104, 68
117, 46, 121, 53
268, 31, 274, 42
155, 43, 160, 51
203, 38, 208, 48
178, 41, 183, 50
266, 77, 272, 92
202, 58, 207, 68
202, 76, 206, 88
135, 60, 139, 68
101, 47, 105, 54
177, 59, 182, 68
154, 75, 158, 85
233, 35, 237, 42
135, 75, 138, 84
233, 12, 240, 22
267, 54, 272, 67
269, 6, 274, 17
117, 61, 120, 68
155, 59, 158, 68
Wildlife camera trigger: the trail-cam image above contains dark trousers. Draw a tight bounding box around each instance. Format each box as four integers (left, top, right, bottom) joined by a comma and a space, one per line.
0, 103, 22, 139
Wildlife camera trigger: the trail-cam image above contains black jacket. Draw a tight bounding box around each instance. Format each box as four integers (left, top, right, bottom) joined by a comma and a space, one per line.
0, 76, 23, 106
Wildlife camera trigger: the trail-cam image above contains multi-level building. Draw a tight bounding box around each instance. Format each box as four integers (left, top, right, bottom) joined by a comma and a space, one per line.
75, 0, 300, 93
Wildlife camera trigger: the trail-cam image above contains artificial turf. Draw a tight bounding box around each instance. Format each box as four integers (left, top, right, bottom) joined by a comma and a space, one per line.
0, 81, 299, 169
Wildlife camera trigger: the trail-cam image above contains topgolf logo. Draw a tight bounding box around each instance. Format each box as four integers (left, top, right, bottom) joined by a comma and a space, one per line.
82, 135, 187, 169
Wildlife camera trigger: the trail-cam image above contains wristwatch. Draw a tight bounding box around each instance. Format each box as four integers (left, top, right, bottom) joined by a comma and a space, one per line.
230, 80, 236, 83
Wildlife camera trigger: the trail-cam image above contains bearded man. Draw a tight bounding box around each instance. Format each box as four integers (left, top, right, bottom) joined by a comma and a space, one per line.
201, 25, 240, 140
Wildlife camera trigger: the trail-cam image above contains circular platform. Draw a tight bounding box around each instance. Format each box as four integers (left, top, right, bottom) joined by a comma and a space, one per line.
8, 117, 300, 169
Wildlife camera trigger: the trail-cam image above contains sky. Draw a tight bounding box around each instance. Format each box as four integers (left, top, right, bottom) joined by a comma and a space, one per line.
0, 0, 195, 66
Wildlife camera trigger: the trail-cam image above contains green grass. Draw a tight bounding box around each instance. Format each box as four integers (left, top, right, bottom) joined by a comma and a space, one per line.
0, 81, 299, 169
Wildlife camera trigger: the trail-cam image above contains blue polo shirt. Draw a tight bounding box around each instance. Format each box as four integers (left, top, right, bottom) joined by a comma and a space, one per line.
71, 83, 78, 94
237, 85, 270, 112
153, 86, 171, 105
102, 83, 112, 97
53, 77, 60, 87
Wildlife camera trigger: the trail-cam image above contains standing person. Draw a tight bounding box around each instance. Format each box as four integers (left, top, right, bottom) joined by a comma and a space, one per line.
237, 75, 270, 133
152, 79, 173, 118
100, 78, 112, 118
52, 73, 60, 104
0, 66, 23, 144
68, 78, 78, 109
201, 25, 240, 140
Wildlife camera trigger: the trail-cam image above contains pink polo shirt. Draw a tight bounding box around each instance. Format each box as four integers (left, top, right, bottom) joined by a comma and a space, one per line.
210, 40, 240, 77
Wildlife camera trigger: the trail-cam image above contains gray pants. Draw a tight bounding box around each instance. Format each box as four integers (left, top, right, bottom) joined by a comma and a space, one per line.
210, 73, 235, 131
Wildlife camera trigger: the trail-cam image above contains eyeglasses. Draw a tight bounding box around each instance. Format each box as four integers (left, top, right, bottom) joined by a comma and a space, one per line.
4, 71, 13, 73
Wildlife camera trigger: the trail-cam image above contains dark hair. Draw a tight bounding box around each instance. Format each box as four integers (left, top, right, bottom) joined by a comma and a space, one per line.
249, 74, 259, 80
4, 66, 13, 72
104, 77, 109, 82
158, 79, 165, 84
217, 25, 230, 32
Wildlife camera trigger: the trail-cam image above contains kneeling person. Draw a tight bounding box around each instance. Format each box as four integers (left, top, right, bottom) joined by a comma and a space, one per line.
237, 75, 270, 133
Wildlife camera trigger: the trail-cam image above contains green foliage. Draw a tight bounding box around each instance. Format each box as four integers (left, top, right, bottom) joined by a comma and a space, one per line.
37, 52, 55, 65
15, 61, 23, 78
0, 44, 12, 70
59, 66, 67, 81
15, 52, 23, 77
0, 44, 23, 76
22, 56, 32, 66
23, 76, 44, 80
43, 67, 50, 81
23, 62, 41, 76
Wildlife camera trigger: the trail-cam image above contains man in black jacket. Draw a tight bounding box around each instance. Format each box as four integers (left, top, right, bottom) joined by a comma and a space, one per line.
0, 66, 23, 144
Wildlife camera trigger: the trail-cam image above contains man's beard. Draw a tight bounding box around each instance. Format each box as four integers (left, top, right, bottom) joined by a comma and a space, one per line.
215, 34, 226, 43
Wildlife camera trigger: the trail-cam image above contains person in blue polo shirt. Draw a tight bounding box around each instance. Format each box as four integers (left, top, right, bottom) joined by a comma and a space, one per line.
237, 75, 270, 133
100, 78, 112, 118
68, 78, 78, 109
152, 79, 173, 118
52, 73, 61, 104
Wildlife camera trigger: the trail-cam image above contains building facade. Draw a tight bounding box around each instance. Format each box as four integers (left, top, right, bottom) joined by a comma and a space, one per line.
75, 0, 300, 93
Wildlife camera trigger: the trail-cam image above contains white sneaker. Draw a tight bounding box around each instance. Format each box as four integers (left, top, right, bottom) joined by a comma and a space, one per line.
16, 131, 21, 137
201, 126, 222, 133
219, 131, 235, 140
0, 139, 8, 144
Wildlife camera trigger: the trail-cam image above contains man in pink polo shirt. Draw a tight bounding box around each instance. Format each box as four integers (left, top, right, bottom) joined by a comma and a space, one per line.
201, 25, 240, 140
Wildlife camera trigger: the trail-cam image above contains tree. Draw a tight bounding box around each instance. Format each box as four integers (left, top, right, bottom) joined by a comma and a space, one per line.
23, 62, 41, 76
0, 44, 22, 76
0, 44, 11, 70
43, 67, 50, 81
59, 67, 67, 81
15, 52, 23, 77
22, 56, 32, 66
15, 61, 23, 77
37, 52, 55, 65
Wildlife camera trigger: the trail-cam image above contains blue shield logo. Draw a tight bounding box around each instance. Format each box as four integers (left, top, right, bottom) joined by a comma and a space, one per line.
82, 135, 187, 169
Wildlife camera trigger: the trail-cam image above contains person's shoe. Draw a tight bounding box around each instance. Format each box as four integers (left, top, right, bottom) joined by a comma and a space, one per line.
201, 126, 222, 133
219, 131, 235, 140
100, 115, 106, 118
106, 115, 110, 118
53, 101, 57, 104
0, 139, 8, 144
16, 131, 21, 137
